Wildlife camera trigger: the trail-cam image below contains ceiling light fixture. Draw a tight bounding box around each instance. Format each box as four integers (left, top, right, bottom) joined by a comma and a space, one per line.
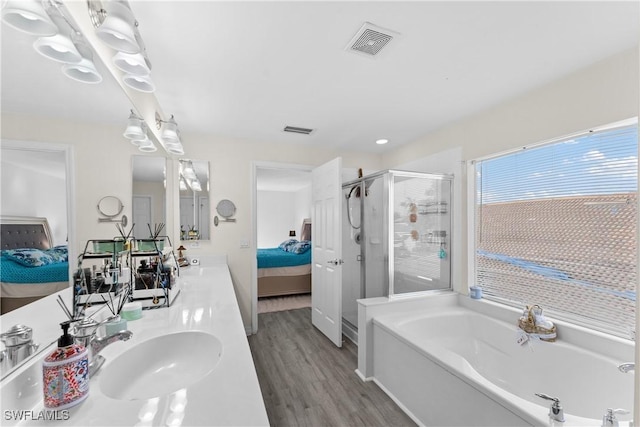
376, 139, 389, 145
1, 0, 57, 36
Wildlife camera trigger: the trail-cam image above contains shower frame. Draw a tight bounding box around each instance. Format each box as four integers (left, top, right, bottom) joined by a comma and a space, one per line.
342, 170, 454, 338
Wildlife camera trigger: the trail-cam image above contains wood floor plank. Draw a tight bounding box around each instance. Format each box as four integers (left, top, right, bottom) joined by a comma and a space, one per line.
248, 307, 416, 427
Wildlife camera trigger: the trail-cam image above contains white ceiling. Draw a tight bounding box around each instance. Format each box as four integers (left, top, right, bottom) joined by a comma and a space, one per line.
2, 1, 638, 159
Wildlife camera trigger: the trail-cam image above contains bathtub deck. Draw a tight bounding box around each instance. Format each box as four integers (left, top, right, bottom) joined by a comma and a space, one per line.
248, 307, 416, 427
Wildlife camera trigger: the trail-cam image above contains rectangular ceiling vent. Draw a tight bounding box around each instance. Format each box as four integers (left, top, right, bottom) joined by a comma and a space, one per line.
283, 126, 314, 135
345, 22, 399, 57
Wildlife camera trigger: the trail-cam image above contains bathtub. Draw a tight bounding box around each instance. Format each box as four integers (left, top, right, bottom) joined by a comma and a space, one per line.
370, 295, 635, 426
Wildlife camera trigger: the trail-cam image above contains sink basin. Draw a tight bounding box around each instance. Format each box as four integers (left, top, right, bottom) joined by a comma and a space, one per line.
100, 331, 222, 400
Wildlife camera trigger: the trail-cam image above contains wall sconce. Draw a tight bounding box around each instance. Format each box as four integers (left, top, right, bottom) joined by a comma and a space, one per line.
123, 110, 157, 152
157, 113, 185, 155
4, 0, 185, 154
179, 160, 201, 192
1, 0, 57, 36
94, 0, 138, 53
2, 0, 102, 84
88, 0, 155, 93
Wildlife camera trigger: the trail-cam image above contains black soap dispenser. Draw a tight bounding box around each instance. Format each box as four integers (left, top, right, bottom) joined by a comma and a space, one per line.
42, 321, 90, 409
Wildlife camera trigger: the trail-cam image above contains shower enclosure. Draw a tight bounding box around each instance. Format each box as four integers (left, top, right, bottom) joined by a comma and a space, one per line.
341, 170, 453, 342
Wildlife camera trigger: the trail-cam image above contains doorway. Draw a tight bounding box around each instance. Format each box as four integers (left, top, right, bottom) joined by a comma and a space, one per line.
0, 139, 76, 276
251, 161, 313, 333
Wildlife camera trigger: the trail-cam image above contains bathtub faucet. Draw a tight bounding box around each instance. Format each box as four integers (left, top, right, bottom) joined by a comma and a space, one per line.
617, 362, 634, 373
535, 393, 565, 423
601, 408, 629, 427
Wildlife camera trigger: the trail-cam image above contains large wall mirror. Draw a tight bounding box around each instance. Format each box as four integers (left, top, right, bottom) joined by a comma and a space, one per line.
132, 156, 167, 239
178, 159, 210, 240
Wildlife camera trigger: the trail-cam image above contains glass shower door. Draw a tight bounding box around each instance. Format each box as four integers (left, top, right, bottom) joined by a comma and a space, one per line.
390, 173, 452, 295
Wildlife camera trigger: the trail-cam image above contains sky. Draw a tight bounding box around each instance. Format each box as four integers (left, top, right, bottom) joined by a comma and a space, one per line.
478, 125, 638, 204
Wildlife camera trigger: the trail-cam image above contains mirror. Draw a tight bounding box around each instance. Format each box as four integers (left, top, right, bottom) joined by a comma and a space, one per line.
132, 156, 167, 239
178, 159, 210, 240
0, 141, 73, 378
97, 196, 124, 217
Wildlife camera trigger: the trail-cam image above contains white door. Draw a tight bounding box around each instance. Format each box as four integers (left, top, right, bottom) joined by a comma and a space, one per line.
132, 195, 152, 238
198, 196, 210, 239
180, 196, 195, 232
311, 157, 343, 347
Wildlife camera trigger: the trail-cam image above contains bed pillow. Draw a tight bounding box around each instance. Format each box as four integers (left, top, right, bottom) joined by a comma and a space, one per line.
290, 240, 311, 254
2, 248, 56, 267
278, 239, 298, 251
47, 245, 69, 262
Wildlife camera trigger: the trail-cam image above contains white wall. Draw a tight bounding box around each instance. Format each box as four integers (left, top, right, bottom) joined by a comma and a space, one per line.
0, 150, 68, 245
257, 190, 297, 247
257, 185, 312, 247
384, 47, 639, 295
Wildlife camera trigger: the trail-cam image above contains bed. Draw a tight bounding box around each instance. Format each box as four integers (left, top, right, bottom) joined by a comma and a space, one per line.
0, 216, 70, 314
257, 219, 312, 297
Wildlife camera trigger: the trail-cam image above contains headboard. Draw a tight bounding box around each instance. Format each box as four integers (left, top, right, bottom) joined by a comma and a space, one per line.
300, 218, 311, 241
0, 216, 53, 250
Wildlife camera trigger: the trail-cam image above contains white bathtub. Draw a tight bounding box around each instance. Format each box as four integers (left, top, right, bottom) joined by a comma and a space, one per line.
370, 296, 635, 426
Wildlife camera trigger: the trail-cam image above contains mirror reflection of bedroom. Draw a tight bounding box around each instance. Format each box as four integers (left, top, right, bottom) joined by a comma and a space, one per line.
256, 167, 312, 314
0, 144, 71, 315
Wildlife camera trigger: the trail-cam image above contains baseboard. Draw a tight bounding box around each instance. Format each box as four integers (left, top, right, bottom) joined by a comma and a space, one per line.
354, 369, 373, 382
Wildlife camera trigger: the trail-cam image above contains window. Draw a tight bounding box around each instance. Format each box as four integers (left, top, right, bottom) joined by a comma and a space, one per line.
473, 120, 637, 339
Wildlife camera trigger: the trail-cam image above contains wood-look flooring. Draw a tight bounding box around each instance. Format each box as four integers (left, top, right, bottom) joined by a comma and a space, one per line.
248, 307, 416, 427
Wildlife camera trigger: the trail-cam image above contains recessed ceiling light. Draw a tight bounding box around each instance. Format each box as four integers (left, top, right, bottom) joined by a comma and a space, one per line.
376, 139, 388, 145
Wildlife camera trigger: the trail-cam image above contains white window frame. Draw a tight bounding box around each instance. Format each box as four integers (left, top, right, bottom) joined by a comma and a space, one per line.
466, 117, 638, 339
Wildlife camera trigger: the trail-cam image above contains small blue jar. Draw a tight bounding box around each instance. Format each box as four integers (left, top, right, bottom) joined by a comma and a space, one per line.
469, 285, 483, 299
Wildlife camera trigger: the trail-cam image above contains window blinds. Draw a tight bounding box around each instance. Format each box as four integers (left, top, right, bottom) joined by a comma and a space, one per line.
474, 123, 637, 338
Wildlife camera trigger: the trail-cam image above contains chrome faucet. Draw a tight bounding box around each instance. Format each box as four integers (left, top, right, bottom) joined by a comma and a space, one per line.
617, 362, 634, 373
535, 393, 565, 423
74, 317, 132, 377
601, 408, 629, 427
0, 325, 39, 370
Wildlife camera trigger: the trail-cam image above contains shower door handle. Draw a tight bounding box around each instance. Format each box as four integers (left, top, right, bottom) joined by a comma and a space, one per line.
327, 259, 344, 266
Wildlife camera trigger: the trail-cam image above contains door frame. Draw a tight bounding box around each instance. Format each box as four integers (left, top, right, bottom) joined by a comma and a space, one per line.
250, 161, 313, 334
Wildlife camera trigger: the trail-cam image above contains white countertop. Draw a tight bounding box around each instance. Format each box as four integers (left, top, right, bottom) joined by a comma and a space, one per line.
1, 259, 269, 426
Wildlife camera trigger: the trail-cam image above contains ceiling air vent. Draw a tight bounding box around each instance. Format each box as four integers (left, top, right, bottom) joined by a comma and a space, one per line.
345, 22, 399, 58
283, 126, 314, 135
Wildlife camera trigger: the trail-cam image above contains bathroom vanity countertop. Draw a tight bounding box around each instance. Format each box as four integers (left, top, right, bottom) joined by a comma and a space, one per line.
0, 260, 269, 426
